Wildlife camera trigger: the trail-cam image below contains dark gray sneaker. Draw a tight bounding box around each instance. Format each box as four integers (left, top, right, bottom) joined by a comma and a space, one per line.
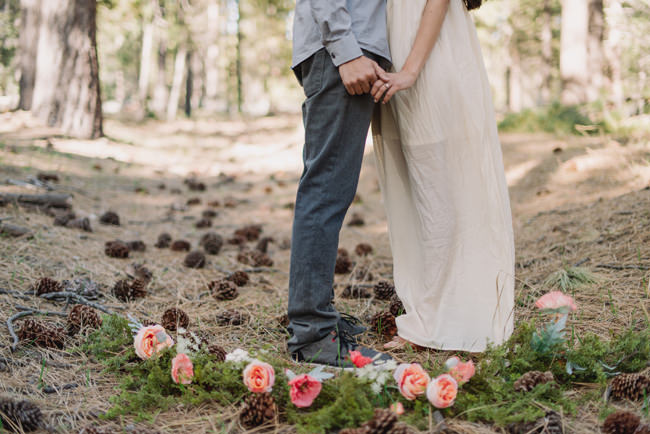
292, 329, 391, 368
337, 312, 367, 336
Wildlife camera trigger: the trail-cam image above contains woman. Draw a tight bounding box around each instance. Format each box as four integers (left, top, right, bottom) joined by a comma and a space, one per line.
371, 0, 515, 352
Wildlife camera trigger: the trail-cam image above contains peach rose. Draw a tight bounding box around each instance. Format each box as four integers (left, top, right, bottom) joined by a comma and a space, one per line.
133, 325, 174, 360
243, 360, 275, 393
288, 374, 322, 408
390, 402, 405, 415
348, 350, 373, 368
171, 353, 194, 385
444, 357, 475, 384
393, 363, 430, 400
426, 374, 458, 408
535, 291, 577, 313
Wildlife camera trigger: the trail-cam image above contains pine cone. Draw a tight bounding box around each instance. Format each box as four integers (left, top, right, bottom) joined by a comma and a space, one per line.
224, 196, 238, 208
389, 296, 406, 317
234, 224, 263, 241
37, 171, 59, 183
237, 250, 273, 267
67, 304, 102, 335
195, 218, 212, 229
185, 178, 206, 191
126, 240, 146, 252
216, 309, 249, 326
184, 251, 206, 268
610, 373, 650, 401
240, 393, 276, 428
373, 281, 396, 301
129, 263, 153, 283
78, 425, 109, 434
17, 318, 66, 349
635, 424, 650, 434
208, 344, 227, 362
603, 411, 641, 434
202, 209, 218, 219
34, 277, 62, 295
347, 213, 365, 227
161, 307, 190, 331
105, 240, 130, 258
207, 200, 221, 207
53, 212, 75, 226
514, 371, 555, 392
171, 239, 191, 252
255, 237, 274, 254
226, 271, 250, 287
112, 279, 147, 301
200, 232, 223, 255
209, 280, 239, 301
155, 233, 172, 248
355, 243, 373, 256
341, 284, 372, 299
335, 254, 353, 274
0, 397, 43, 432
99, 211, 120, 226
187, 197, 201, 206
229, 234, 248, 245
348, 408, 399, 434
354, 266, 374, 281
370, 311, 397, 338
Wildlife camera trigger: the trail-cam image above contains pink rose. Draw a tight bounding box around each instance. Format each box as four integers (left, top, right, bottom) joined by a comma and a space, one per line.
288, 374, 322, 408
426, 374, 458, 408
133, 325, 174, 360
243, 360, 275, 393
390, 402, 405, 415
445, 357, 475, 384
171, 353, 194, 385
393, 363, 430, 401
348, 350, 373, 368
535, 291, 577, 312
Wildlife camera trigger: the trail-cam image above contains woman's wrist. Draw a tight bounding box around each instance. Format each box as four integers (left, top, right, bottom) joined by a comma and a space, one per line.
400, 67, 420, 83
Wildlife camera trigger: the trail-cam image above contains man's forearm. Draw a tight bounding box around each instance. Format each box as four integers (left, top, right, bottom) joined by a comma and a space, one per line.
308, 0, 362, 66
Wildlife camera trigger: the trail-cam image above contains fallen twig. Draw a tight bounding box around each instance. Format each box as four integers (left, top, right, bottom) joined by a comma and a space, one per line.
42, 383, 79, 394
596, 263, 649, 271
7, 309, 67, 352
0, 192, 72, 209
0, 223, 32, 237
39, 292, 113, 314
0, 288, 31, 300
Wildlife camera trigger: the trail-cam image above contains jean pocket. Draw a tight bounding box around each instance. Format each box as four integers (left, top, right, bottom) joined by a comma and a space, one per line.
301, 49, 326, 98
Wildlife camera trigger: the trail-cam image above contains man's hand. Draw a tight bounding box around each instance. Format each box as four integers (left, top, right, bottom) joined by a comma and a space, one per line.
338, 56, 386, 95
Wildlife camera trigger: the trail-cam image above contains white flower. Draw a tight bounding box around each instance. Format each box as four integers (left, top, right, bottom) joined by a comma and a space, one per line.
355, 357, 397, 394
225, 348, 254, 363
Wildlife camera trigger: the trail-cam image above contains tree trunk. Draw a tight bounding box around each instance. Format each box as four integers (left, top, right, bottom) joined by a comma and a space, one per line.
540, 0, 553, 104
204, 2, 221, 111
166, 45, 187, 120
587, 0, 605, 101
151, 40, 168, 117
138, 21, 154, 104
560, 0, 589, 104
236, 0, 243, 113
18, 0, 41, 111
604, 0, 624, 108
184, 50, 193, 117
31, 0, 102, 139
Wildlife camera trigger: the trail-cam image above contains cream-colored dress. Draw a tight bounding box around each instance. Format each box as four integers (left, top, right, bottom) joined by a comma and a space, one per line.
372, 0, 515, 352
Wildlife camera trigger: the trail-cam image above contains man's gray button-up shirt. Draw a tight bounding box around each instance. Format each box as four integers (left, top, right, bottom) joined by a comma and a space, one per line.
292, 0, 391, 69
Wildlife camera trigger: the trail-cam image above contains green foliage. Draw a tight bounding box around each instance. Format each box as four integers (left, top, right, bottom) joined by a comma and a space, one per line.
544, 266, 598, 292
287, 373, 375, 434
498, 103, 605, 135
80, 314, 135, 371
531, 314, 568, 355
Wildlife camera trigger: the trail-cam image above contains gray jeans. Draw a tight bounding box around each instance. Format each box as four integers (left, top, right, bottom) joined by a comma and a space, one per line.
288, 49, 383, 352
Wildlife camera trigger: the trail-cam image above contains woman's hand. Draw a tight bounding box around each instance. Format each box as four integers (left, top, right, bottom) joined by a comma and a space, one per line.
371, 69, 418, 104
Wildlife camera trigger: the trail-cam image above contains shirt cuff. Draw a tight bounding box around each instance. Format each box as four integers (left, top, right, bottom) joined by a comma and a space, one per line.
325, 33, 363, 67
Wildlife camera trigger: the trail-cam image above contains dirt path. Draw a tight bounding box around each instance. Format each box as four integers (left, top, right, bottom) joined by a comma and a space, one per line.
0, 111, 649, 433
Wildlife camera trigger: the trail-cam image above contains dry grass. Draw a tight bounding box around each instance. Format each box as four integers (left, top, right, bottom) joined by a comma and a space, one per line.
0, 111, 649, 433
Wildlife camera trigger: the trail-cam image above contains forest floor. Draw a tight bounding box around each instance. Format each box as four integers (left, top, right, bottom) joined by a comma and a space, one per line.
0, 110, 649, 433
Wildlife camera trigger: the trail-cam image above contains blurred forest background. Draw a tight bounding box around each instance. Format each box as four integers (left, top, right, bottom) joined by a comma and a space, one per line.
0, 0, 648, 138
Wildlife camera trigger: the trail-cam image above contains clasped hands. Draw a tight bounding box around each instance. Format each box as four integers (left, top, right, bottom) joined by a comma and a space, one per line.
338, 55, 417, 103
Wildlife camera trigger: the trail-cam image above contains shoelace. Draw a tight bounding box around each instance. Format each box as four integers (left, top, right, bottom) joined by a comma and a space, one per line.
332, 328, 356, 352
339, 312, 362, 326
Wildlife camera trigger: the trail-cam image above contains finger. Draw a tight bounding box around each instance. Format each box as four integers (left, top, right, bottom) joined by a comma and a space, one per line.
373, 63, 389, 81
376, 82, 391, 102
361, 80, 371, 94
343, 82, 353, 95
383, 86, 399, 103
352, 82, 364, 95
371, 80, 385, 101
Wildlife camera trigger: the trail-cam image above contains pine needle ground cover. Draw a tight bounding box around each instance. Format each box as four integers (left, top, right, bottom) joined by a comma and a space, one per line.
1, 112, 650, 432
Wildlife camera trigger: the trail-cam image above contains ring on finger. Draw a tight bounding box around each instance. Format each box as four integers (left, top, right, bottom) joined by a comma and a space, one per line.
384, 83, 391, 89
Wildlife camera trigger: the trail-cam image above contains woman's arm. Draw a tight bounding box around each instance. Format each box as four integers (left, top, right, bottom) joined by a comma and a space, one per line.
372, 0, 450, 103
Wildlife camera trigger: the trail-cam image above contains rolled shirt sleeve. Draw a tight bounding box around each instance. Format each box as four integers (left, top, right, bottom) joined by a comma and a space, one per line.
308, 1, 363, 66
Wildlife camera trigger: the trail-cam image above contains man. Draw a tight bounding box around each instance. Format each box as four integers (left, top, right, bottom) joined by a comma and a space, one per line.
288, 1, 392, 367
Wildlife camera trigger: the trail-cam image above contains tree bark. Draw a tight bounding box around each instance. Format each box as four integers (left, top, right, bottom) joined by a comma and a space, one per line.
184, 50, 193, 117
587, 0, 605, 101
166, 45, 187, 120
540, 0, 553, 104
18, 0, 41, 111
138, 21, 154, 104
560, 0, 590, 104
31, 0, 103, 139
